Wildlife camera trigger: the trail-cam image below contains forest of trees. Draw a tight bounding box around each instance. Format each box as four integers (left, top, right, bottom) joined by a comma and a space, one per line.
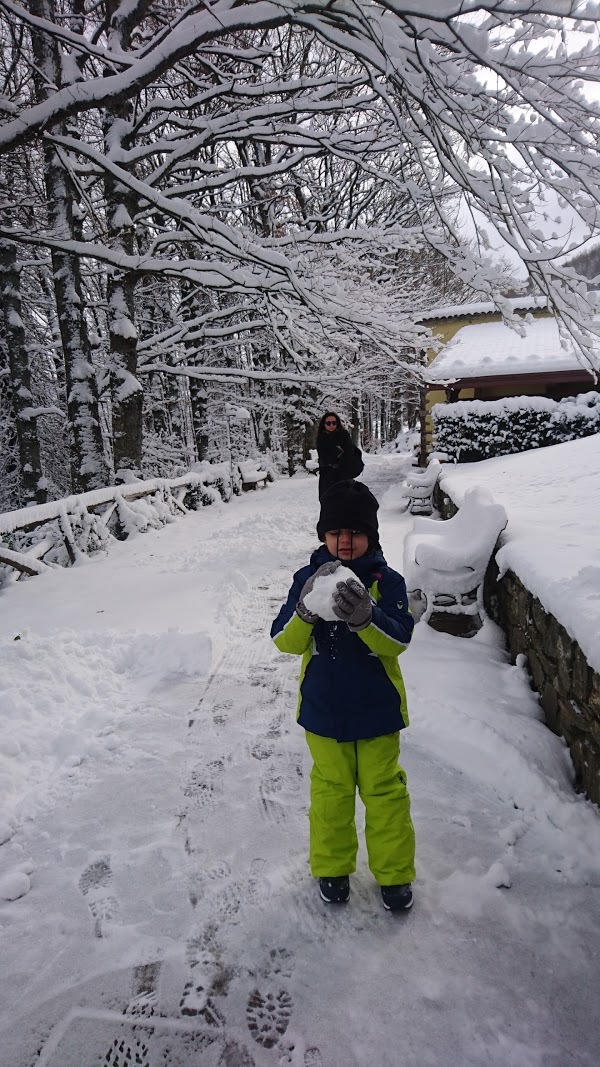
1, 1, 600, 512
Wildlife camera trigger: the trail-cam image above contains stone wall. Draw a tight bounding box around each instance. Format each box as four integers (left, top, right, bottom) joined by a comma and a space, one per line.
435, 484, 600, 806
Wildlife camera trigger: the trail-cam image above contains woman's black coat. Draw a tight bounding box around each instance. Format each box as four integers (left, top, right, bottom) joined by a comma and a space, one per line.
316, 427, 354, 500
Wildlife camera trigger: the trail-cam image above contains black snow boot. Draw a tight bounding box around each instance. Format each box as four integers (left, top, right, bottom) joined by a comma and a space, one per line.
319, 876, 350, 904
381, 884, 413, 911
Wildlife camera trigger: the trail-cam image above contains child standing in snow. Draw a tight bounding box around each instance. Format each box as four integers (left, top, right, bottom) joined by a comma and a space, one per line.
270, 480, 416, 911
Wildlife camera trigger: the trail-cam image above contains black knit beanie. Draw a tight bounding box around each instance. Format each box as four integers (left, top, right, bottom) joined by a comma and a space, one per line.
317, 480, 379, 545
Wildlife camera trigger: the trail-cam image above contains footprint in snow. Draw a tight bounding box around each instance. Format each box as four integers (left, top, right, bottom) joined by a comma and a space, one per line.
185, 925, 237, 1003
179, 979, 226, 1027
102, 1034, 150, 1067
260, 947, 295, 981
126, 989, 158, 1019
304, 1049, 324, 1066
247, 857, 268, 906
78, 856, 119, 938
250, 739, 275, 761
101, 966, 162, 1067
246, 988, 293, 1049
278, 1037, 325, 1067
184, 769, 220, 811
217, 1038, 257, 1066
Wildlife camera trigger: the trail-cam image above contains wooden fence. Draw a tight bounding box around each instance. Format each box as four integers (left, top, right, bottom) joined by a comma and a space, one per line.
0, 459, 274, 585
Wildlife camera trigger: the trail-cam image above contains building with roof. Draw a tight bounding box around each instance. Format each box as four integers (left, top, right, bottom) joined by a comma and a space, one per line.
425, 315, 596, 403
416, 295, 597, 460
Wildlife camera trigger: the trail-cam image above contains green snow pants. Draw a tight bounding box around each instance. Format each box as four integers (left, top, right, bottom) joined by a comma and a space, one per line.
305, 731, 416, 886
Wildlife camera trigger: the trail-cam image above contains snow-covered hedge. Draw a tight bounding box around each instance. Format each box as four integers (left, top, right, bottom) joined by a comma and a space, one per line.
433, 392, 600, 462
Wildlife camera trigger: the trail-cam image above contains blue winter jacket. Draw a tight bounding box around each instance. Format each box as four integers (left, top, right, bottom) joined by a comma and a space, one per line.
270, 546, 414, 742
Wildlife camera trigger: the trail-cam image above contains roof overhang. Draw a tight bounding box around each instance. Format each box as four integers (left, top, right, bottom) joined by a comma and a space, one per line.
425, 368, 596, 391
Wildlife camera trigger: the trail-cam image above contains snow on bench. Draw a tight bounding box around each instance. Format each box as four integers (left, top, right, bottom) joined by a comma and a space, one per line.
401, 459, 442, 515
403, 486, 508, 622
238, 460, 269, 490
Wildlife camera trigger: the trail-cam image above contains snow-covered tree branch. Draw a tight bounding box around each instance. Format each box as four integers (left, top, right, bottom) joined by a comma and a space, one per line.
1, 0, 599, 499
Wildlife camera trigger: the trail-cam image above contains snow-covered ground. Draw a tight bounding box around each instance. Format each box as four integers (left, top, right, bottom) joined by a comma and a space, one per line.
1, 455, 599, 1067
438, 433, 600, 673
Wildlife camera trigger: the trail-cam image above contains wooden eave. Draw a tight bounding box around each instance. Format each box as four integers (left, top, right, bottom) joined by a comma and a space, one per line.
425, 368, 596, 391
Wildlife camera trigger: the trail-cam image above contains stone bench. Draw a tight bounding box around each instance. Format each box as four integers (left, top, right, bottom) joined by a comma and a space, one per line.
403, 485, 507, 624
238, 461, 269, 491
401, 460, 441, 515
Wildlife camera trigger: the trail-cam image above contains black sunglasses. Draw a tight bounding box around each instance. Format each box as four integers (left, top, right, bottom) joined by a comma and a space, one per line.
324, 419, 337, 426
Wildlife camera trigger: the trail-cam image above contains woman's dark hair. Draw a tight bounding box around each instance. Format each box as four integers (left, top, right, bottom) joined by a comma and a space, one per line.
317, 411, 344, 435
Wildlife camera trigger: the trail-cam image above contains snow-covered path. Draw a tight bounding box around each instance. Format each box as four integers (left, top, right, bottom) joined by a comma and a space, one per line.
1, 456, 599, 1067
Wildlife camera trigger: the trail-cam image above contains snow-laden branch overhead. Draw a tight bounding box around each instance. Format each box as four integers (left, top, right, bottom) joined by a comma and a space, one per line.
137, 358, 422, 389
2, 0, 600, 506
2, 4, 599, 303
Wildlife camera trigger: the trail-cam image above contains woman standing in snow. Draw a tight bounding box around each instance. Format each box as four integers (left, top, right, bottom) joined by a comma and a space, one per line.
270, 480, 416, 912
315, 412, 355, 500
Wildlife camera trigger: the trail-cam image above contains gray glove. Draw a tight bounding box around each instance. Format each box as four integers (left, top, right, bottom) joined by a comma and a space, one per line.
296, 560, 341, 623
332, 577, 372, 630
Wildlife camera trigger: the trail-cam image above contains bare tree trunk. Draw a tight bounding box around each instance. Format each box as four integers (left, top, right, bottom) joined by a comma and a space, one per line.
103, 4, 144, 481
247, 337, 275, 453
250, 389, 271, 453
30, 0, 108, 492
145, 372, 168, 437
302, 384, 319, 461
0, 238, 47, 503
188, 376, 210, 461
389, 392, 402, 440
284, 412, 305, 477
137, 239, 187, 463
350, 395, 361, 446
283, 384, 305, 476
361, 399, 370, 451
181, 280, 212, 461
48, 180, 108, 490
0, 263, 21, 510
104, 159, 142, 479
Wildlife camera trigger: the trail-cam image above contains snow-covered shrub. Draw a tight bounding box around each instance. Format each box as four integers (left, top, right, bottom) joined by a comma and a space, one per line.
253, 457, 277, 483
433, 392, 600, 462
8, 518, 70, 568
113, 493, 169, 539
551, 392, 600, 444
7, 502, 113, 566
184, 480, 221, 509
210, 461, 235, 501
191, 459, 234, 501
378, 430, 420, 456
189, 454, 274, 503
265, 449, 288, 475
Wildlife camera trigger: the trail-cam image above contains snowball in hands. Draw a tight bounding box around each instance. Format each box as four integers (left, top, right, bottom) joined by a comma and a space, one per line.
303, 566, 364, 621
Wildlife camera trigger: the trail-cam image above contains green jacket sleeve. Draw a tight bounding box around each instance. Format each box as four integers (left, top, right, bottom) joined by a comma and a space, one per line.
271, 567, 314, 655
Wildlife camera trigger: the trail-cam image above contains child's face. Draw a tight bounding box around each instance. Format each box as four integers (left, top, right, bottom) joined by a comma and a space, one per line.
324, 529, 369, 561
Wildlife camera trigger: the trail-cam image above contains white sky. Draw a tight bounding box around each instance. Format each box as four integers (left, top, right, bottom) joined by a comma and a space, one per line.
1, 452, 599, 1065
456, 189, 600, 283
